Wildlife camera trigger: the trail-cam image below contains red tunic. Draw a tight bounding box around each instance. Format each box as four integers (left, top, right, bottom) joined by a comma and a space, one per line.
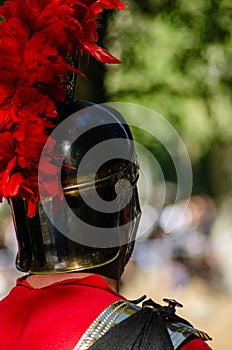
0, 274, 212, 349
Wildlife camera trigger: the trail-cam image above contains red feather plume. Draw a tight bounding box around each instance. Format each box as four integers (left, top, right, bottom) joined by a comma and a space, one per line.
0, 0, 126, 217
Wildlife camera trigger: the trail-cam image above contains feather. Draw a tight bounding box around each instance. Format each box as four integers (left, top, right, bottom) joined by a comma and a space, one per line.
0, 0, 126, 216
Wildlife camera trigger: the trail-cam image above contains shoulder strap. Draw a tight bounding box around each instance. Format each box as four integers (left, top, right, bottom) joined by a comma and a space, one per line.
73, 300, 140, 350
73, 299, 211, 350
167, 322, 212, 349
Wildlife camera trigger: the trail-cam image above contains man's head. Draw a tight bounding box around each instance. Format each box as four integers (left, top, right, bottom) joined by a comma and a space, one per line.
10, 101, 141, 279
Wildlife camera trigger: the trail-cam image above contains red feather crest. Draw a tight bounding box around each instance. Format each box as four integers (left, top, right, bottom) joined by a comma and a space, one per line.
0, 0, 126, 217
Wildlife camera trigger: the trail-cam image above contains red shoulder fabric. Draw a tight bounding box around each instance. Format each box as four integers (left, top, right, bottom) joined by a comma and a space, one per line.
0, 274, 124, 350
0, 275, 213, 350
182, 338, 213, 349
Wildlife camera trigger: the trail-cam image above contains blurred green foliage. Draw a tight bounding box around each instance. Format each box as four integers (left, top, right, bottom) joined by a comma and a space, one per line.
105, 0, 232, 198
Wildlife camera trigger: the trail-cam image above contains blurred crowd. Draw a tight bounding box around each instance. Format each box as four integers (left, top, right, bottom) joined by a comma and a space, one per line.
123, 195, 225, 292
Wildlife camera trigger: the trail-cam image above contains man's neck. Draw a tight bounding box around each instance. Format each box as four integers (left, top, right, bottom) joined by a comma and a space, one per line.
26, 272, 119, 292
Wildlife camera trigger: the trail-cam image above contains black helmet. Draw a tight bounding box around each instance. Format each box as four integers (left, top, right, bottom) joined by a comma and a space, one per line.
0, 0, 138, 279
10, 100, 141, 276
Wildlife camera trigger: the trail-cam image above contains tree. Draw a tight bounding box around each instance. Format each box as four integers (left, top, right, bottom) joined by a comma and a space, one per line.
104, 0, 232, 198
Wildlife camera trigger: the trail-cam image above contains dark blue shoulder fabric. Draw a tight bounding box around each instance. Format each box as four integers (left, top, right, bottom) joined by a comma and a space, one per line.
89, 307, 174, 350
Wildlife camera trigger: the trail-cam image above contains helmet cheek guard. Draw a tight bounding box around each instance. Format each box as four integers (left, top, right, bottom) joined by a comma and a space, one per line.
10, 101, 141, 275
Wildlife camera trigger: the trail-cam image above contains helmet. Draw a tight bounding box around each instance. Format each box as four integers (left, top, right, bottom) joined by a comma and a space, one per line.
0, 0, 139, 278
9, 100, 141, 276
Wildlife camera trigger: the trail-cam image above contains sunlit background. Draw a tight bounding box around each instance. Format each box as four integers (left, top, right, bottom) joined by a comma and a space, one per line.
1, 1, 232, 349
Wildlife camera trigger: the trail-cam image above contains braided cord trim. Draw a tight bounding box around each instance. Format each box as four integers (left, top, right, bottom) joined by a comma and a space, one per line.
73, 300, 140, 350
